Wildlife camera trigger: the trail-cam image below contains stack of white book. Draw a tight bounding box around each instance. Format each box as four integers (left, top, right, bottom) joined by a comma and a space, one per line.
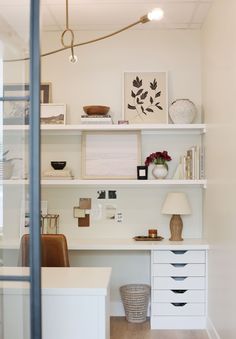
173, 146, 205, 180
80, 115, 113, 124
42, 169, 74, 180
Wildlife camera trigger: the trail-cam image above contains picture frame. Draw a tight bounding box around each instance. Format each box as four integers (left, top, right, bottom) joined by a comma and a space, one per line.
40, 103, 66, 125
3, 82, 52, 125
137, 165, 148, 180
123, 72, 168, 124
82, 131, 141, 179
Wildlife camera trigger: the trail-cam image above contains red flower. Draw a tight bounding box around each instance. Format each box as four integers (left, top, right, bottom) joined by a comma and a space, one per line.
145, 151, 172, 166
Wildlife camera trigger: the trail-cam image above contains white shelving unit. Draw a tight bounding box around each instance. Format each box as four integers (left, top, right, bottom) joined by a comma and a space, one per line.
3, 123, 207, 187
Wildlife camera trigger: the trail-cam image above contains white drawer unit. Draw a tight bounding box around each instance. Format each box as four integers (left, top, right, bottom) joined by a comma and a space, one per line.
151, 249, 207, 330
152, 263, 205, 276
153, 250, 206, 264
152, 289, 205, 303
153, 276, 205, 290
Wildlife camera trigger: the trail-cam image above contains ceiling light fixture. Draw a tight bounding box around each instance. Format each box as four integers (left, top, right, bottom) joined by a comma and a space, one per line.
5, 3, 164, 63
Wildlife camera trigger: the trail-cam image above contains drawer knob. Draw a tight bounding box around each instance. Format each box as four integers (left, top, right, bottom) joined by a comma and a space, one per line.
171, 302, 187, 307
171, 289, 187, 294
171, 263, 187, 267
171, 276, 187, 281
171, 250, 187, 254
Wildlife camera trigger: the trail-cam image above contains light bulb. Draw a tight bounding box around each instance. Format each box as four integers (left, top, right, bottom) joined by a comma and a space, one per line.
147, 8, 164, 21
69, 54, 78, 63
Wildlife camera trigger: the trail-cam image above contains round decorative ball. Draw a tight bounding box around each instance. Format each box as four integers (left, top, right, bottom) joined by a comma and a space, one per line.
169, 99, 197, 124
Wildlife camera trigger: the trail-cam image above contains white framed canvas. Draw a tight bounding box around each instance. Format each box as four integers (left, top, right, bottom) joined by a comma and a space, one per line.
40, 103, 66, 125
82, 131, 141, 179
123, 72, 168, 124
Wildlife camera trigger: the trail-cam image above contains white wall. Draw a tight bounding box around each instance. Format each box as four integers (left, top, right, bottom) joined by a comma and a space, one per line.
41, 29, 202, 124
202, 1, 236, 338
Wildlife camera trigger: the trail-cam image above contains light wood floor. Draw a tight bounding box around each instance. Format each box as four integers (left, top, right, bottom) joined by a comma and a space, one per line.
110, 317, 209, 339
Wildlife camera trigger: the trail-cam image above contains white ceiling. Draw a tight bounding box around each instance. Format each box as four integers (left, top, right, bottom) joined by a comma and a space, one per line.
0, 0, 214, 34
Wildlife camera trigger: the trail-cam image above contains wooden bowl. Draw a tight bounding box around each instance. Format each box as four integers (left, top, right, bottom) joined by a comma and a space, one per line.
83, 105, 110, 116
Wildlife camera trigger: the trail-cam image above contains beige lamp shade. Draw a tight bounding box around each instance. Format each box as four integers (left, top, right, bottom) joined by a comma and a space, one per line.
161, 192, 191, 215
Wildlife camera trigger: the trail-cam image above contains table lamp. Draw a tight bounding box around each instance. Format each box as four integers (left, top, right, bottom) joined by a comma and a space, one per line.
161, 192, 191, 241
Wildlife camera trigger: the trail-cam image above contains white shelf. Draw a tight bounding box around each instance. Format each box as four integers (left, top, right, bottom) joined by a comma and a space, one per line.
1, 179, 207, 188
41, 179, 207, 188
2, 123, 206, 135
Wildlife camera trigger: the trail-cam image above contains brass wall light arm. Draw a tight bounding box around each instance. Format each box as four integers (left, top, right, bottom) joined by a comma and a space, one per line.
4, 7, 164, 63
4, 18, 142, 62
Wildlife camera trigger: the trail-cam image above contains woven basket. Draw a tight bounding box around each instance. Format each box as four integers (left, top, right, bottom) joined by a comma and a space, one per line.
120, 284, 150, 323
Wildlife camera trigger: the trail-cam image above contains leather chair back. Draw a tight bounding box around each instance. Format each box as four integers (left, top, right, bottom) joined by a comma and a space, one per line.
19, 234, 70, 267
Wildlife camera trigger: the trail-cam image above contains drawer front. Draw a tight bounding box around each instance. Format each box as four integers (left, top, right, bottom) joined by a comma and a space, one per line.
153, 250, 205, 264
152, 263, 205, 277
152, 289, 205, 303
152, 302, 205, 316
153, 276, 205, 290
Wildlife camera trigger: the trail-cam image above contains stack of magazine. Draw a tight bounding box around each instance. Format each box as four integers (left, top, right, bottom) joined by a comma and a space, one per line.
80, 115, 113, 124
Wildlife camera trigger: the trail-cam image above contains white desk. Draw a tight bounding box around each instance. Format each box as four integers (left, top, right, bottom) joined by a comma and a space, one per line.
0, 238, 209, 330
0, 237, 209, 251
0, 267, 111, 339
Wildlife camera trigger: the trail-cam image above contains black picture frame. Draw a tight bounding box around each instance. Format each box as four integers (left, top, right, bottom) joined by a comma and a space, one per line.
137, 165, 148, 180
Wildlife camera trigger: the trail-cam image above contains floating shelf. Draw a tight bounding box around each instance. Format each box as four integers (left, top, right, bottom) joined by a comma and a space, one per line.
1, 179, 207, 189
2, 123, 206, 135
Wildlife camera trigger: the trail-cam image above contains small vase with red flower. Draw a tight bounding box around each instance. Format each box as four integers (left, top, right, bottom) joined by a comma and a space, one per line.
145, 151, 172, 179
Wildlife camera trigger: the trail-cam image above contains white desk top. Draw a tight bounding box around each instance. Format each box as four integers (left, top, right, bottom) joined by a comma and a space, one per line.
67, 238, 209, 250
0, 267, 112, 296
0, 237, 209, 250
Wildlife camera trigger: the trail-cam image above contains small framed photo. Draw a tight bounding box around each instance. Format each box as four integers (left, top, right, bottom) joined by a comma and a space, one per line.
40, 103, 66, 125
137, 165, 148, 180
123, 72, 168, 124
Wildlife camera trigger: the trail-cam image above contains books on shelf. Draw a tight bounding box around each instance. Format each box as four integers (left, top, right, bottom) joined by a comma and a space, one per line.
174, 146, 205, 180
42, 169, 74, 180
80, 115, 113, 124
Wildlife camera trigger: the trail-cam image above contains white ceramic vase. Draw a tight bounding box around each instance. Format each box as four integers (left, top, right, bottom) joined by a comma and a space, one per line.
152, 164, 168, 179
169, 99, 197, 124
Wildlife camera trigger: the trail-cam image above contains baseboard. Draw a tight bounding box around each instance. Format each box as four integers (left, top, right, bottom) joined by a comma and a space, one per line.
207, 317, 221, 339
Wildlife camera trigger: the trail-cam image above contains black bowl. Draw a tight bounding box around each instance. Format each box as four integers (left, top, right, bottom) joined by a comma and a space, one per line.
51, 161, 66, 170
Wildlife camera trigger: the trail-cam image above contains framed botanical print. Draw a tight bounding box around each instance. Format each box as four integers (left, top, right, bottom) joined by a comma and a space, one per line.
123, 72, 168, 124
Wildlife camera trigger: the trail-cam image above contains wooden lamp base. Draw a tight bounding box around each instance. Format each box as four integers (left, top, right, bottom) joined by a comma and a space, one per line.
169, 214, 183, 241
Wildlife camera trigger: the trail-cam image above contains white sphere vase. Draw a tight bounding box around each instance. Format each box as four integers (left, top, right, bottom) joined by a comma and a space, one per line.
169, 99, 197, 124
152, 164, 168, 179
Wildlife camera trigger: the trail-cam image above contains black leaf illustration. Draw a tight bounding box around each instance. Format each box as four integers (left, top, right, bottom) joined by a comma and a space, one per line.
150, 96, 153, 104
146, 108, 154, 112
155, 102, 163, 110
137, 98, 144, 104
128, 104, 136, 110
133, 76, 142, 88
155, 91, 161, 98
136, 88, 143, 96
131, 90, 136, 98
150, 78, 157, 90
141, 106, 145, 113
140, 91, 148, 100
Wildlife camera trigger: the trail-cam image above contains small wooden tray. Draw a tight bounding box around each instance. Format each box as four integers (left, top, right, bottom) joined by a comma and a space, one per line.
133, 236, 164, 241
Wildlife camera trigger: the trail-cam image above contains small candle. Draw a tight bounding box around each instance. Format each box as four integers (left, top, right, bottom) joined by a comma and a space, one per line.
148, 229, 158, 238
